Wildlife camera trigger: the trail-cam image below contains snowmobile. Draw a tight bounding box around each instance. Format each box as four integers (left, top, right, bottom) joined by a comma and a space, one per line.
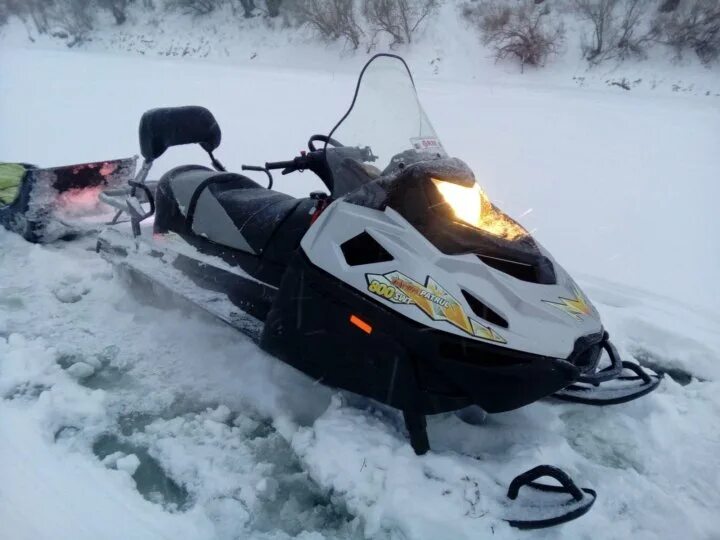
2, 54, 661, 529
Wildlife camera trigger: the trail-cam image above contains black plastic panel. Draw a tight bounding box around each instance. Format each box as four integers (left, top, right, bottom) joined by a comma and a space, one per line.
461, 290, 508, 328
478, 254, 556, 285
340, 231, 394, 266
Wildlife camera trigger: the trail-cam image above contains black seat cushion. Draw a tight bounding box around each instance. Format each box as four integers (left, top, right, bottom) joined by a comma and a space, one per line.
213, 187, 299, 253
155, 165, 313, 260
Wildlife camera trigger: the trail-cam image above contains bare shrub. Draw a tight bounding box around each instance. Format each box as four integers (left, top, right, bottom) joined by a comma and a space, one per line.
0, 1, 9, 26
362, 0, 439, 46
614, 0, 654, 60
265, 0, 282, 17
652, 0, 720, 64
6, 0, 96, 44
573, 0, 617, 60
295, 0, 363, 49
237, 0, 256, 16
51, 0, 96, 44
166, 0, 223, 16
12, 0, 53, 34
464, 1, 565, 71
573, 0, 653, 63
464, 2, 510, 34
658, 0, 680, 13
97, 0, 131, 24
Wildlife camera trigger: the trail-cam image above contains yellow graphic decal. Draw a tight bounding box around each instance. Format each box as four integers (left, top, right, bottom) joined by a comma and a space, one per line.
542, 285, 594, 321
366, 272, 506, 343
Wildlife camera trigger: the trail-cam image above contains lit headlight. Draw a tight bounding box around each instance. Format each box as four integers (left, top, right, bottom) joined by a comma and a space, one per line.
431, 178, 527, 240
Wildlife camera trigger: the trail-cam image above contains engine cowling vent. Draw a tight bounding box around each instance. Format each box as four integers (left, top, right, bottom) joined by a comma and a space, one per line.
341, 231, 394, 266
461, 290, 508, 328
477, 254, 556, 285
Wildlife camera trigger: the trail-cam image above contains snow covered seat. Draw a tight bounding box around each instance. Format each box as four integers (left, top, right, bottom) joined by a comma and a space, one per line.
154, 165, 315, 261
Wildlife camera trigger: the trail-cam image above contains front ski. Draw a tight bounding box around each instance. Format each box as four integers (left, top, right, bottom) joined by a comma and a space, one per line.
502, 465, 596, 529
553, 337, 662, 405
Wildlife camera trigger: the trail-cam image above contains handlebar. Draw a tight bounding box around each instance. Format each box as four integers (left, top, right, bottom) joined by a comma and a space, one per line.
265, 159, 298, 171
266, 146, 375, 174
266, 153, 319, 176
241, 164, 274, 189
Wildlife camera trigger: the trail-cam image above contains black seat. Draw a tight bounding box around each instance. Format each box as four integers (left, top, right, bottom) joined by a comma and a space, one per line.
154, 165, 314, 261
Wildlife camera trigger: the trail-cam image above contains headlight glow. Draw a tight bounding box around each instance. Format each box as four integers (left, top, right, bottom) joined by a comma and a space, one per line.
431, 178, 527, 240
431, 178, 483, 228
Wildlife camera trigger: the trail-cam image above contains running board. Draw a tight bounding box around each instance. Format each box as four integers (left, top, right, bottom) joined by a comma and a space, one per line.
96, 226, 274, 342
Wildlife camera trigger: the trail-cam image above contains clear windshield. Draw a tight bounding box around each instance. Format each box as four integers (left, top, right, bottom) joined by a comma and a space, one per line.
325, 54, 447, 197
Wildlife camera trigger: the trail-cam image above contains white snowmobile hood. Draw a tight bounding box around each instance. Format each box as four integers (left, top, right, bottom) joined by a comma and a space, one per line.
302, 199, 602, 360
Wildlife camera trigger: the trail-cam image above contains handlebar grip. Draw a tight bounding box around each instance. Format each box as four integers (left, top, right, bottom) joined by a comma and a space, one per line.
265, 160, 297, 170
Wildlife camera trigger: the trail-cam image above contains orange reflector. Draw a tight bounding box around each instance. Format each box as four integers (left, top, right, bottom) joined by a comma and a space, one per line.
349, 314, 373, 334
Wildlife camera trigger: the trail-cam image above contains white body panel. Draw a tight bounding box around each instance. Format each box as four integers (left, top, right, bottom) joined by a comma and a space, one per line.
302, 200, 602, 359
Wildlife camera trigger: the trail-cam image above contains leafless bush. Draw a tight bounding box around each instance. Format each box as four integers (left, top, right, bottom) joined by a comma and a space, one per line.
9, 0, 52, 34
51, 0, 95, 44
573, 0, 653, 63
265, 0, 282, 17
166, 0, 223, 16
574, 0, 617, 60
464, 1, 565, 71
97, 0, 131, 24
362, 0, 439, 46
658, 0, 680, 13
614, 0, 654, 60
0, 1, 10, 26
463, 1, 509, 34
238, 0, 256, 17
4, 0, 96, 44
652, 0, 720, 64
295, 0, 363, 49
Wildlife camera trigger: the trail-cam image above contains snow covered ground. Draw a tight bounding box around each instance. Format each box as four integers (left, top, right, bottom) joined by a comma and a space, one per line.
1, 44, 720, 539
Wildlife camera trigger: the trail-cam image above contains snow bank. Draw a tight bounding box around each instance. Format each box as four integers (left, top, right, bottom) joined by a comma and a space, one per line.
1, 2, 718, 97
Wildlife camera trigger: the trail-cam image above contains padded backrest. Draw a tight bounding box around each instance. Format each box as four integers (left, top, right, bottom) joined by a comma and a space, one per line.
139, 106, 221, 162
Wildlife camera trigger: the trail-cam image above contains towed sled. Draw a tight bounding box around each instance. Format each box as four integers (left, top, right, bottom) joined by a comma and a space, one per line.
3, 54, 661, 529
0, 158, 136, 242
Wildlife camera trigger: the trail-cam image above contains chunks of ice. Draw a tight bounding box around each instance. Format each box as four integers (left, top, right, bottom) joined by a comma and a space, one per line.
207, 404, 232, 423
116, 454, 141, 476
52, 283, 90, 304
67, 361, 96, 380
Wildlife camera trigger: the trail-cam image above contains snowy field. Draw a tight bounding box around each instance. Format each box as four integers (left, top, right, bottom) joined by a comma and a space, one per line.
1, 45, 720, 539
